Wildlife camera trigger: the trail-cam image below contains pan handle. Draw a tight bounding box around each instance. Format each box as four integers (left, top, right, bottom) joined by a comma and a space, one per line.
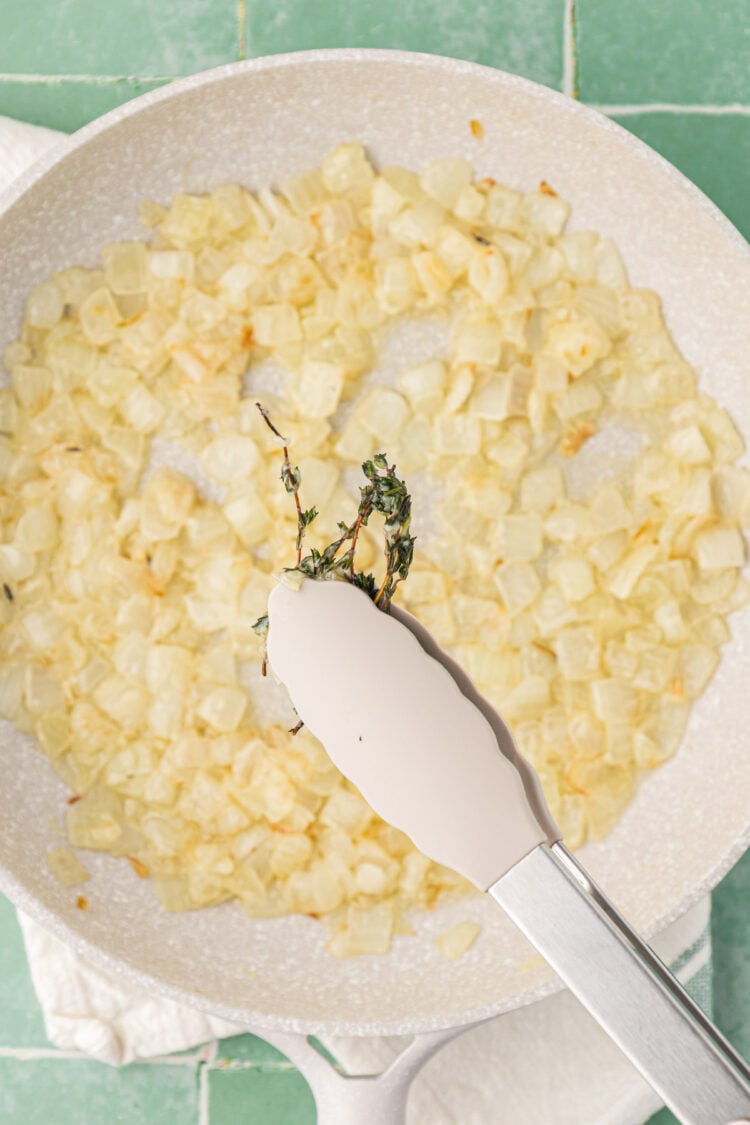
256, 1026, 465, 1124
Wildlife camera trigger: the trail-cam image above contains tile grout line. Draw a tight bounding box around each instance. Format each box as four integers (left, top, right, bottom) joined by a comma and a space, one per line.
562, 0, 577, 99
592, 102, 750, 116
0, 1047, 87, 1061
237, 0, 247, 60
199, 1039, 219, 1125
0, 76, 747, 117
0, 1045, 200, 1065
0, 73, 173, 85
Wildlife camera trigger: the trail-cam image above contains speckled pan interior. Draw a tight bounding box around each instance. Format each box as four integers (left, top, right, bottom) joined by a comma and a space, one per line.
0, 50, 748, 1037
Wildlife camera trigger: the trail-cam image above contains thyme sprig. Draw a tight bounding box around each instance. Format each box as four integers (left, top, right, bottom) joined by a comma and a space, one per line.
255, 403, 316, 566
293, 452, 414, 609
253, 403, 416, 689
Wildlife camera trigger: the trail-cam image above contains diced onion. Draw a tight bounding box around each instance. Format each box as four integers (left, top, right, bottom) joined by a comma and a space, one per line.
2, 140, 745, 959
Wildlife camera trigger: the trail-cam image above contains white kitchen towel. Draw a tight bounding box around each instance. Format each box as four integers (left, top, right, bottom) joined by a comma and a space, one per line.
2, 113, 711, 1123
0, 114, 62, 192
18, 898, 711, 1124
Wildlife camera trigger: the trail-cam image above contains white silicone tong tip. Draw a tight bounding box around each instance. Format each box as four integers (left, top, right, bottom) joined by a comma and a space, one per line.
266, 577, 559, 890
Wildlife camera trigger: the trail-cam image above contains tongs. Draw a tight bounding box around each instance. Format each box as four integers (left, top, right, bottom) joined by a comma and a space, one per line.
267, 577, 750, 1125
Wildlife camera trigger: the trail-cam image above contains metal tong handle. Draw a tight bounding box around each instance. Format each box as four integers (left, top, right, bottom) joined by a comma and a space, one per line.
490, 843, 750, 1125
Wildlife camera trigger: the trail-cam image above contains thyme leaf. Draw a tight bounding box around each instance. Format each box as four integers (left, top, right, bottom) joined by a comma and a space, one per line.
252, 405, 417, 724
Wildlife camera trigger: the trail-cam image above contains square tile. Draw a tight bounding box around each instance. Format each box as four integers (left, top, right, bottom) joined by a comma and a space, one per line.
713, 848, 750, 1061
645, 1111, 679, 1125
0, 78, 169, 133
611, 112, 750, 241
0, 895, 49, 1047
0, 0, 238, 78
215, 1032, 290, 1066
0, 1058, 199, 1125
208, 1066, 316, 1125
244, 0, 567, 90
576, 0, 750, 105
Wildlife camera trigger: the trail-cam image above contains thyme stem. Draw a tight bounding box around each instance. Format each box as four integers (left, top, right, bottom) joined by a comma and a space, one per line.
252, 407, 416, 683
256, 403, 306, 566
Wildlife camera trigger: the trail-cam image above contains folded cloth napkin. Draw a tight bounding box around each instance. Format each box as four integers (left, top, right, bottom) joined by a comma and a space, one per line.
0, 114, 62, 191
18, 899, 711, 1124
2, 113, 713, 1124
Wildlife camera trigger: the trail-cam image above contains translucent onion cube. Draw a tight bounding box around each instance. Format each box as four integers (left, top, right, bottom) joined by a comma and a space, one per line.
693, 525, 745, 571
375, 258, 419, 314
496, 514, 544, 560
412, 250, 453, 302
494, 560, 542, 616
678, 644, 719, 700
79, 287, 121, 345
297, 456, 339, 510
549, 553, 595, 603
502, 675, 551, 720
120, 385, 165, 432
453, 319, 502, 365
321, 141, 374, 194
520, 465, 564, 515
668, 424, 712, 464
202, 434, 260, 484
468, 248, 508, 304
46, 846, 90, 888
341, 900, 394, 956
102, 241, 149, 295
22, 607, 67, 651
94, 675, 149, 730
419, 158, 472, 208
25, 279, 64, 329
398, 359, 447, 414
370, 176, 408, 224
641, 698, 690, 760
434, 414, 481, 456
35, 712, 71, 758
251, 304, 301, 347
149, 249, 195, 282
435, 227, 476, 277
702, 409, 744, 463
591, 678, 637, 723
196, 686, 247, 733
556, 626, 601, 681
654, 599, 688, 644
533, 585, 577, 634
486, 431, 529, 471
0, 666, 24, 720
11, 365, 52, 414
711, 465, 750, 522
223, 490, 272, 549
605, 545, 658, 600
434, 921, 481, 960
293, 360, 345, 419
544, 317, 610, 377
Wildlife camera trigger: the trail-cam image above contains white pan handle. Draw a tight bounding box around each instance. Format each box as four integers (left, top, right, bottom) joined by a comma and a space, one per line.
256, 1026, 465, 1124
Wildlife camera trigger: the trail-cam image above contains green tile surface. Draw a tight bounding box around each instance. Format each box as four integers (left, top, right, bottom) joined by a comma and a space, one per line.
208, 1067, 316, 1125
0, 3, 749, 1124
0, 78, 169, 134
644, 851, 750, 1125
611, 112, 750, 242
713, 849, 750, 1062
0, 1057, 199, 1125
0, 0, 238, 77
244, 0, 566, 90
576, 0, 750, 105
216, 1032, 291, 1066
